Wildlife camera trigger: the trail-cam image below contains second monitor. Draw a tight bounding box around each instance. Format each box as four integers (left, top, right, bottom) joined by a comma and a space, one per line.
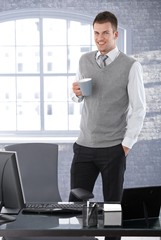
0, 150, 26, 219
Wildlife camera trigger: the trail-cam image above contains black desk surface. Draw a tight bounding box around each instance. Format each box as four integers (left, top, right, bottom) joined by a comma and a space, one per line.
0, 211, 161, 238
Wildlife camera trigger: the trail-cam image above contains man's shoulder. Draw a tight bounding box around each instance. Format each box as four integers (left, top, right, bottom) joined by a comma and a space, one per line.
119, 52, 137, 65
119, 51, 136, 64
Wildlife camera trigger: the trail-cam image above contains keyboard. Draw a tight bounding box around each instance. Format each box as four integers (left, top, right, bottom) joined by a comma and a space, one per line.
22, 202, 85, 215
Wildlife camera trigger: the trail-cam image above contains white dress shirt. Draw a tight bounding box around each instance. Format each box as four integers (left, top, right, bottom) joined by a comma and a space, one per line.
71, 47, 146, 149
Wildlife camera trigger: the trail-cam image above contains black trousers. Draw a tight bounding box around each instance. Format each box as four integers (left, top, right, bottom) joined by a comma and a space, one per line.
69, 142, 126, 240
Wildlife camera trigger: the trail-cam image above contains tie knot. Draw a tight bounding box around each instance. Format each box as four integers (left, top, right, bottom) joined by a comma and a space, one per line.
101, 55, 108, 61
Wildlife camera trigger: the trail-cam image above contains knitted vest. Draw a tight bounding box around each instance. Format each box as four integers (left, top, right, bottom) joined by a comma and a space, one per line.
76, 51, 136, 148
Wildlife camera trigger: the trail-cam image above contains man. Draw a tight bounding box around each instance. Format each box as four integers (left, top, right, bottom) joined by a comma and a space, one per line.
69, 11, 146, 240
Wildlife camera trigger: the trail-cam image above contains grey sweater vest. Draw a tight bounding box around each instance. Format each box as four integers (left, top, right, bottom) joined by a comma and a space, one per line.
76, 52, 135, 148
76, 51, 136, 148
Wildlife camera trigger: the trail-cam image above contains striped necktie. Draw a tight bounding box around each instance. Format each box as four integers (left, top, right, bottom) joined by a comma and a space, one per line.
99, 55, 108, 68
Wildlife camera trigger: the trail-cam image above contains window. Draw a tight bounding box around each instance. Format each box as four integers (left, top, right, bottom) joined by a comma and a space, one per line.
0, 10, 126, 136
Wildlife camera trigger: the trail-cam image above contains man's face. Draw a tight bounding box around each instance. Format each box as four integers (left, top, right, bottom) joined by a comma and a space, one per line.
93, 22, 118, 55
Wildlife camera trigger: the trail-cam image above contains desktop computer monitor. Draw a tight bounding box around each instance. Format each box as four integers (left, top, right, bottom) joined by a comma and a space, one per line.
121, 185, 161, 221
0, 151, 26, 221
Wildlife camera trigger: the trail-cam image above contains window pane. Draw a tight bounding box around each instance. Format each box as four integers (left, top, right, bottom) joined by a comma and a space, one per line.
16, 47, 40, 73
17, 102, 40, 130
0, 103, 16, 130
68, 21, 91, 45
0, 47, 15, 73
68, 101, 82, 130
43, 47, 67, 73
68, 46, 90, 73
44, 76, 67, 102
0, 77, 16, 101
16, 76, 40, 130
43, 19, 67, 45
16, 77, 40, 101
0, 21, 15, 45
44, 102, 68, 130
118, 28, 126, 53
16, 19, 39, 45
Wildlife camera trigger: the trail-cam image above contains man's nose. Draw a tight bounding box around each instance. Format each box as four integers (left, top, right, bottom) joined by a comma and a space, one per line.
97, 34, 104, 41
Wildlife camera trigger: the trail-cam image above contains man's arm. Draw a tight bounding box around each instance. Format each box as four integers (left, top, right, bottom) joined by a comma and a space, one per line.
122, 61, 146, 154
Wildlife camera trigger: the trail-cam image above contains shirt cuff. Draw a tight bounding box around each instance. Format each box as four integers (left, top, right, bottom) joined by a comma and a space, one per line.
122, 136, 138, 149
71, 94, 84, 103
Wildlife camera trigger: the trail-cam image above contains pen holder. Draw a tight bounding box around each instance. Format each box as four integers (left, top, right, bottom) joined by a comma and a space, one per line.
82, 203, 98, 227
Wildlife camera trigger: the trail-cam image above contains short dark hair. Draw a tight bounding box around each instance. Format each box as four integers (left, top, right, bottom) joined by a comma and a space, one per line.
93, 11, 118, 31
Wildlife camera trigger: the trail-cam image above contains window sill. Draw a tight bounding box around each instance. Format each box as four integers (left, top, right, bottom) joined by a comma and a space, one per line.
0, 136, 77, 145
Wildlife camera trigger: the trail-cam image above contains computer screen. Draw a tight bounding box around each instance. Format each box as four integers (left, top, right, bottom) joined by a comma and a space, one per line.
0, 151, 26, 218
121, 185, 161, 221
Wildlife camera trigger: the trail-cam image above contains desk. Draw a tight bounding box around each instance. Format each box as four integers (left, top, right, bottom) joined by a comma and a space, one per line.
0, 212, 161, 238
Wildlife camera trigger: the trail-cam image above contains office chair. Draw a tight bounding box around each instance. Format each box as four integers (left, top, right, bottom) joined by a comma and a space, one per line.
4, 142, 97, 240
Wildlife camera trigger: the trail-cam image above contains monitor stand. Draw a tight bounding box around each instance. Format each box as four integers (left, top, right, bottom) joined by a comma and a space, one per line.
143, 201, 150, 227
0, 213, 16, 223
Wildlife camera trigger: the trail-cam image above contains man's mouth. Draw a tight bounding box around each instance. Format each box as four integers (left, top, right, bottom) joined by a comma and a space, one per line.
98, 42, 105, 46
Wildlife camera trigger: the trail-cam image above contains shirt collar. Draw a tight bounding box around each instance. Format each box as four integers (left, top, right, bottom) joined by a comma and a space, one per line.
96, 47, 119, 61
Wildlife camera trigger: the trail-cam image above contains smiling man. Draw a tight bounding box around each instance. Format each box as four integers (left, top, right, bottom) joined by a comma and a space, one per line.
69, 11, 146, 240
